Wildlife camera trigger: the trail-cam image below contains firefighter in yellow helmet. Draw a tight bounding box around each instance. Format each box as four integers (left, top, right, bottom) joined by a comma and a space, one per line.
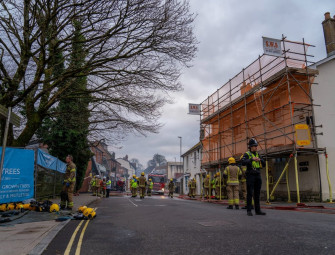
190, 177, 197, 198
223, 157, 242, 209
131, 175, 138, 197
60, 155, 76, 210
138, 172, 147, 199
147, 178, 153, 196
203, 174, 210, 199
90, 175, 97, 196
168, 178, 175, 198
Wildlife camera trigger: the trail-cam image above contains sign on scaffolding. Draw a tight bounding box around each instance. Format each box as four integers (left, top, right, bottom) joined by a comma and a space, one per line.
263, 37, 282, 57
295, 124, 311, 146
188, 103, 201, 115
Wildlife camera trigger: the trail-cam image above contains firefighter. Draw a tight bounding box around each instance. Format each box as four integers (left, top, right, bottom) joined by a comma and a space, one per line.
168, 178, 175, 198
90, 176, 97, 196
130, 175, 136, 196
131, 176, 138, 197
190, 177, 197, 198
138, 172, 147, 199
203, 174, 210, 199
147, 178, 153, 196
224, 157, 242, 209
60, 155, 76, 210
100, 177, 107, 197
106, 177, 111, 198
239, 155, 247, 209
211, 174, 216, 198
215, 172, 221, 200
242, 138, 266, 216
187, 178, 192, 197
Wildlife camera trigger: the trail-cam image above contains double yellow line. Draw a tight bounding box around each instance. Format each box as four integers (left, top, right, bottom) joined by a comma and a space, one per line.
64, 208, 97, 255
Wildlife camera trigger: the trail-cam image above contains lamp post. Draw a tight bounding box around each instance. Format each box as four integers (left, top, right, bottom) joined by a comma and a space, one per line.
178, 136, 182, 162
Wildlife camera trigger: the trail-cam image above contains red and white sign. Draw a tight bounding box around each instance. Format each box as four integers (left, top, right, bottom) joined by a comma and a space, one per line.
263, 37, 282, 57
188, 103, 201, 115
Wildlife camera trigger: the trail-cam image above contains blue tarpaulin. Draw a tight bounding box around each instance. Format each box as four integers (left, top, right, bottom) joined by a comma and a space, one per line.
0, 147, 35, 203
37, 149, 66, 173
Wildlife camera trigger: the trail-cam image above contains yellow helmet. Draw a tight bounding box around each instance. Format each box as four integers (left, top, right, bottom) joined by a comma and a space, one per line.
83, 208, 94, 217
136, 177, 139, 180
228, 157, 236, 164
15, 203, 24, 210
216, 172, 220, 177
78, 206, 87, 213
7, 203, 15, 210
0, 204, 7, 211
170, 178, 173, 181
149, 178, 152, 181
87, 210, 96, 219
50, 204, 60, 212
133, 175, 136, 178
23, 204, 30, 210
206, 174, 210, 178
141, 172, 145, 176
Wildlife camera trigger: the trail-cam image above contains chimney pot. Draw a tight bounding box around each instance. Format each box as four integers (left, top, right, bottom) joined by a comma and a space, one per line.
325, 12, 330, 20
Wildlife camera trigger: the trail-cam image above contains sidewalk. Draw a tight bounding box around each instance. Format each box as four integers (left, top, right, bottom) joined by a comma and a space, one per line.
0, 193, 100, 255
178, 194, 335, 213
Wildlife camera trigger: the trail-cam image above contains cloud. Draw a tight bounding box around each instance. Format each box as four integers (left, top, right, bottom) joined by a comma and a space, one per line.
112, 0, 335, 166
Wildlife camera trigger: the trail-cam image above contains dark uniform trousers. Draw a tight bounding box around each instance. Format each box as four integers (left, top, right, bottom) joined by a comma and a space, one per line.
246, 173, 262, 212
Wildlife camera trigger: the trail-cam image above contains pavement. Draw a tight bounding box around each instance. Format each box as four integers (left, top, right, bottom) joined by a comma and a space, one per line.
1, 191, 335, 255
0, 192, 104, 255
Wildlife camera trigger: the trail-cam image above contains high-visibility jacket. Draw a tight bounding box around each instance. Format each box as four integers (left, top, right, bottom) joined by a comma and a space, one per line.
223, 165, 242, 185
148, 181, 153, 189
242, 151, 265, 175
191, 179, 196, 188
131, 178, 138, 188
211, 179, 216, 189
106, 180, 111, 189
64, 162, 76, 184
139, 176, 146, 188
203, 177, 210, 188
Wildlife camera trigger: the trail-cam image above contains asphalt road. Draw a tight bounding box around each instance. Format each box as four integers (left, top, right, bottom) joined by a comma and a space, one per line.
43, 195, 335, 255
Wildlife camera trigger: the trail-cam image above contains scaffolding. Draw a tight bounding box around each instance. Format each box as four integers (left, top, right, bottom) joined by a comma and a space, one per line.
200, 36, 327, 202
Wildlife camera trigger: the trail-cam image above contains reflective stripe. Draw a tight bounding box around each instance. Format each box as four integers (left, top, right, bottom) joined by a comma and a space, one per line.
246, 151, 261, 168
70, 168, 76, 172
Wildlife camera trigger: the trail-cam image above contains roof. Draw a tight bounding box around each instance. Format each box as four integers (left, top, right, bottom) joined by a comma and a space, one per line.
181, 142, 201, 157
313, 54, 335, 67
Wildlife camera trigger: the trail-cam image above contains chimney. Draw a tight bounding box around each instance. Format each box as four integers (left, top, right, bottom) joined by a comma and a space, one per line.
322, 12, 335, 57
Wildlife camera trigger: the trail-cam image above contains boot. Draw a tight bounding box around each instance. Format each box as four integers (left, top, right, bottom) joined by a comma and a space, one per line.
247, 211, 253, 216
227, 205, 233, 209
255, 211, 266, 215
235, 205, 239, 210
241, 206, 247, 209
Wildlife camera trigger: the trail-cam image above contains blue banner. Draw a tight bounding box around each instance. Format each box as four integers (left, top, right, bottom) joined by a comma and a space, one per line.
0, 148, 35, 203
37, 149, 66, 173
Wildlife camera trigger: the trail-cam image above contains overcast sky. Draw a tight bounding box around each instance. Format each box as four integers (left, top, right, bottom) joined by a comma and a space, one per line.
111, 0, 334, 167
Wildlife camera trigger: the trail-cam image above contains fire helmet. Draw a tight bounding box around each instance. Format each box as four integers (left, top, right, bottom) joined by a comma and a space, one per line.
78, 206, 87, 213
50, 204, 60, 212
228, 157, 236, 164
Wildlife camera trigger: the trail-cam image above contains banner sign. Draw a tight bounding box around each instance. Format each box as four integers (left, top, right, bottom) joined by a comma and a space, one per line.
188, 103, 201, 115
0, 148, 34, 203
263, 37, 282, 57
37, 149, 66, 173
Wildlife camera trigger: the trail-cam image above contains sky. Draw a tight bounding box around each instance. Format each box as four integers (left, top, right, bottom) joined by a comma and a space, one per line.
111, 0, 335, 167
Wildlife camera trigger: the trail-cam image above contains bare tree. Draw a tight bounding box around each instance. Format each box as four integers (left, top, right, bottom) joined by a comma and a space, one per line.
0, 0, 197, 146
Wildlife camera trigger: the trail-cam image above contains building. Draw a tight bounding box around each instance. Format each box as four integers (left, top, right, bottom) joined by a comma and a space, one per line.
200, 36, 324, 202
182, 142, 202, 195
116, 155, 136, 190
311, 12, 335, 201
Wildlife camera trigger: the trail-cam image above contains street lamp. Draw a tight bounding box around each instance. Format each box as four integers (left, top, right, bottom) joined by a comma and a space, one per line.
178, 136, 182, 162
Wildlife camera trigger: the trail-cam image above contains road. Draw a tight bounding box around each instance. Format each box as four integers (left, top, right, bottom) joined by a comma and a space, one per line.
43, 195, 335, 255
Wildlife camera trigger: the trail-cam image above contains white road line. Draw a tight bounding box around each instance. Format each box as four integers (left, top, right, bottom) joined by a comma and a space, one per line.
128, 198, 138, 207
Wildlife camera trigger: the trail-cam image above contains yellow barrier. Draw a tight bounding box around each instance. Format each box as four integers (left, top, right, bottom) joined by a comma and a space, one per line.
325, 153, 333, 203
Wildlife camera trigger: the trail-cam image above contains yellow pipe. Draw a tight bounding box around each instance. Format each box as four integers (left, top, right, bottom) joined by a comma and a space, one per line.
294, 153, 301, 204
219, 169, 222, 201
266, 160, 270, 204
325, 154, 333, 203
200, 174, 203, 198
209, 172, 211, 200
270, 158, 291, 199
286, 164, 291, 203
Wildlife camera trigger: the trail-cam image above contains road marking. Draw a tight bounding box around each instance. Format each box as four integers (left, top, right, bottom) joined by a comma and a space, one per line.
75, 220, 90, 255
64, 220, 84, 255
128, 198, 138, 207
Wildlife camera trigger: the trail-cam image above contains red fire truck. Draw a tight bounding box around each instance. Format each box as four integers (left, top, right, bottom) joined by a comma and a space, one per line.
148, 174, 167, 194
